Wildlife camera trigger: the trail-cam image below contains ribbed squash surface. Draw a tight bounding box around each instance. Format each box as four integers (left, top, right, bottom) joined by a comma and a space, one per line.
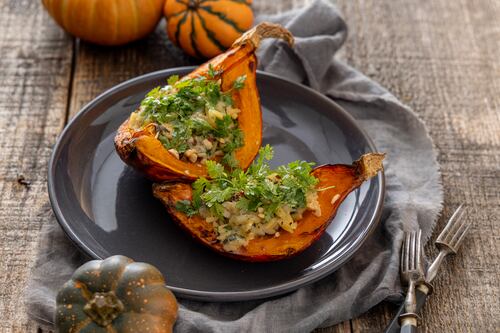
164, 0, 254, 58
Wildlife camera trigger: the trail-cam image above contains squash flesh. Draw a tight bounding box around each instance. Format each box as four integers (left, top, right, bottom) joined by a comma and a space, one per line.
115, 23, 293, 182
152, 153, 384, 261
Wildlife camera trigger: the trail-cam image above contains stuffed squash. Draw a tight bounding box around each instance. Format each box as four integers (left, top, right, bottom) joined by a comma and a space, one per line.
115, 22, 294, 181
153, 146, 385, 261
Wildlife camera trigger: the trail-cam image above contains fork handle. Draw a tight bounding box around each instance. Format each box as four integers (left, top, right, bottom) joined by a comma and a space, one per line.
400, 320, 418, 333
404, 280, 418, 313
384, 285, 430, 333
426, 250, 449, 282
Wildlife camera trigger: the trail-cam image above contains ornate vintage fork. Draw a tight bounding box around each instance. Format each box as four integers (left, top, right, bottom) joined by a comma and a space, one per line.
399, 230, 425, 332
385, 205, 470, 333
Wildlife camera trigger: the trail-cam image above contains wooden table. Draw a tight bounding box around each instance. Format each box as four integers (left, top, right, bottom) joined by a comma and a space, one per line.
0, 0, 498, 331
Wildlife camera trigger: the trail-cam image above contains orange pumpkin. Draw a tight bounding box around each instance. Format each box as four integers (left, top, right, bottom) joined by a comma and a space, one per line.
152, 153, 385, 261
164, 0, 254, 58
115, 22, 294, 182
42, 0, 165, 45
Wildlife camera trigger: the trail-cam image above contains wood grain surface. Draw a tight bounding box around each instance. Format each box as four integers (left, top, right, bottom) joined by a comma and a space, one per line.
0, 0, 498, 332
0, 1, 73, 332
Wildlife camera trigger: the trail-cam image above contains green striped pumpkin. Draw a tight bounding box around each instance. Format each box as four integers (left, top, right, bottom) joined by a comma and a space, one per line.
164, 0, 254, 58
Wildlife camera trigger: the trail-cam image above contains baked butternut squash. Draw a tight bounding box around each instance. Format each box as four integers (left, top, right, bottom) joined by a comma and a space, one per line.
152, 153, 384, 261
115, 22, 294, 182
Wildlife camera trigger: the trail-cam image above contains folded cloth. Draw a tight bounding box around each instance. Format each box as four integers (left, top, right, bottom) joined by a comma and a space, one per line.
25, 1, 443, 332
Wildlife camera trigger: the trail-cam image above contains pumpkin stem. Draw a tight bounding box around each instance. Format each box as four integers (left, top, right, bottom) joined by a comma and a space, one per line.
187, 0, 200, 10
83, 291, 124, 327
232, 22, 294, 50
354, 153, 385, 180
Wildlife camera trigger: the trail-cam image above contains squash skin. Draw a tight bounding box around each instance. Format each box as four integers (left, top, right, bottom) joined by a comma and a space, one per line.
152, 153, 385, 262
41, 0, 165, 46
164, 0, 254, 58
55, 255, 178, 333
115, 22, 294, 182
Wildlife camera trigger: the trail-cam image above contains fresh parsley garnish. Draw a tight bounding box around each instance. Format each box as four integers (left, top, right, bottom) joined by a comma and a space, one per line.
175, 200, 198, 217
167, 75, 179, 86
180, 145, 319, 220
135, 73, 246, 168
207, 64, 223, 78
233, 75, 246, 90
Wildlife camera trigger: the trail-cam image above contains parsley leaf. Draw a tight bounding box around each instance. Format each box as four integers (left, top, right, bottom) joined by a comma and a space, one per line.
187, 145, 320, 220
207, 64, 223, 78
134, 73, 245, 168
167, 75, 179, 86
175, 200, 197, 217
206, 160, 226, 178
233, 75, 246, 90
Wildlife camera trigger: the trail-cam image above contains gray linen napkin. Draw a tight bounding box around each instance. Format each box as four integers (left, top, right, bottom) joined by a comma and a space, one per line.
26, 1, 443, 332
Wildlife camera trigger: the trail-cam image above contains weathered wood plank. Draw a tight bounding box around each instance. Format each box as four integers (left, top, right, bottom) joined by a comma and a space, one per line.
316, 321, 352, 333
0, 0, 74, 332
336, 0, 500, 331
349, 303, 395, 333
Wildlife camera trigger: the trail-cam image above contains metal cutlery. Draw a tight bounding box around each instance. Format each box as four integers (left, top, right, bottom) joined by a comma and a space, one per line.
385, 205, 470, 333
426, 205, 469, 282
399, 230, 425, 332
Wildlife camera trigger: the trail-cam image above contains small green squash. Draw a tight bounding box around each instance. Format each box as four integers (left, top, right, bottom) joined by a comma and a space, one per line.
56, 255, 178, 333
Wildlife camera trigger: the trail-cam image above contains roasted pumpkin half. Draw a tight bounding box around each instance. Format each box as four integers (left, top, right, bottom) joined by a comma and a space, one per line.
153, 146, 385, 262
55, 255, 178, 333
115, 22, 294, 182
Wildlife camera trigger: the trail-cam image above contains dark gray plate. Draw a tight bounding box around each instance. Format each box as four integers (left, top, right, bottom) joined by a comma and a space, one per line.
48, 68, 384, 302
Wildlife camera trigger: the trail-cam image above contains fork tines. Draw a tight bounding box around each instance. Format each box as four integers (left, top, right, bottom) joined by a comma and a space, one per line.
402, 230, 424, 277
400, 229, 425, 319
436, 204, 469, 253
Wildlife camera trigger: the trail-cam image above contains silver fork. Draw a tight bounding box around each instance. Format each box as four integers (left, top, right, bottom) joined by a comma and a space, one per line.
385, 205, 470, 333
399, 230, 425, 333
426, 204, 469, 282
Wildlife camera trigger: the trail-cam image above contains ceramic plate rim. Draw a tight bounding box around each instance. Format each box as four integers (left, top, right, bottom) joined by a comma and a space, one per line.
48, 67, 385, 302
